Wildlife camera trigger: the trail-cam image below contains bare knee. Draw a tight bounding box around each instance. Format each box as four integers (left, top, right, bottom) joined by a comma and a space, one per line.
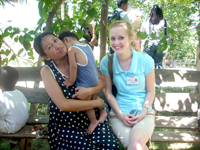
128, 129, 149, 150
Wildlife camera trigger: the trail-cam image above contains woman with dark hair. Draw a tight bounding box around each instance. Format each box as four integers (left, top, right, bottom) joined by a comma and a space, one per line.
33, 32, 119, 150
141, 5, 169, 69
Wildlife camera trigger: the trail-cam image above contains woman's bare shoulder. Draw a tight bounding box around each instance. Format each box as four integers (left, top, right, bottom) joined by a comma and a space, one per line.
40, 66, 51, 76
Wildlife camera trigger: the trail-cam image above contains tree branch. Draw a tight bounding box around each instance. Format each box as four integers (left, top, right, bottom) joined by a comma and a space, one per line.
45, 0, 64, 32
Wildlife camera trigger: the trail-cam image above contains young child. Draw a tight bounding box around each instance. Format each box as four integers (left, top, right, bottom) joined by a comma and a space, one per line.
58, 31, 107, 135
0, 66, 29, 134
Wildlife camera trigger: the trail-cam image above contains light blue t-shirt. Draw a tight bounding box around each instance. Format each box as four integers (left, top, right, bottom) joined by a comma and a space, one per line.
100, 49, 154, 114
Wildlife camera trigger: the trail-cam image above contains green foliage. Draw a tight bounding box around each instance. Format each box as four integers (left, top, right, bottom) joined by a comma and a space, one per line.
37, 104, 47, 115
0, 0, 199, 66
0, 26, 36, 66
132, 0, 199, 60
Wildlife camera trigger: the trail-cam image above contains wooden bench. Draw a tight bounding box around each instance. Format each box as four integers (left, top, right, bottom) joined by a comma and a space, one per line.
0, 67, 200, 149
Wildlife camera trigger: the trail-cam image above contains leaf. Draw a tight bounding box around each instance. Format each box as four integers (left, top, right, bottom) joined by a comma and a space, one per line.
19, 36, 24, 45
137, 31, 148, 40
10, 54, 16, 61
38, 1, 44, 17
150, 32, 156, 40
37, 18, 44, 25
23, 41, 31, 51
24, 33, 33, 42
23, 28, 29, 32
2, 58, 8, 66
18, 48, 24, 56
13, 27, 20, 35
28, 50, 34, 60
28, 30, 36, 35
97, 0, 106, 4
144, 40, 149, 49
87, 8, 96, 18
14, 36, 19, 42
41, 4, 48, 17
5, 49, 11, 56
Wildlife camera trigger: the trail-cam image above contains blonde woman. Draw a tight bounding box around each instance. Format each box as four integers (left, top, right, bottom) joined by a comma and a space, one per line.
100, 20, 155, 150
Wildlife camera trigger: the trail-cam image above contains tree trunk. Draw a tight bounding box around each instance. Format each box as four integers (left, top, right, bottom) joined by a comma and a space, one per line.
45, 0, 64, 32
196, 23, 200, 93
99, 0, 109, 62
61, 1, 65, 20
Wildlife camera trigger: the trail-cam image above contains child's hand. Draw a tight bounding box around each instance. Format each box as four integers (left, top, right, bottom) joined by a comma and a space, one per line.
63, 77, 73, 88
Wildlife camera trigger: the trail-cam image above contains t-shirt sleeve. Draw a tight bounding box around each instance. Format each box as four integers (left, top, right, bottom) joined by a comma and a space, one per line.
100, 55, 110, 76
120, 12, 132, 24
143, 53, 154, 75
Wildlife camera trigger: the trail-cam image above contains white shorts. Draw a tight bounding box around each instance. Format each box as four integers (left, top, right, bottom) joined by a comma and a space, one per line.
108, 111, 155, 147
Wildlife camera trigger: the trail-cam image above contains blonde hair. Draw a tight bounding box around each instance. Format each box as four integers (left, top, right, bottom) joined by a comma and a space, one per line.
108, 20, 141, 52
132, 20, 143, 32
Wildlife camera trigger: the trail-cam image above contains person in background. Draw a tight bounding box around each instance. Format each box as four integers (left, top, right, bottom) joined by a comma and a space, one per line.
116, 0, 132, 23
33, 32, 119, 149
128, 9, 142, 23
100, 20, 155, 150
58, 31, 107, 135
0, 66, 29, 134
140, 4, 168, 69
81, 20, 98, 50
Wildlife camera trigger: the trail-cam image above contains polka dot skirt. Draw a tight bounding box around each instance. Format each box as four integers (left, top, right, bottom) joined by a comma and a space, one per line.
47, 61, 119, 150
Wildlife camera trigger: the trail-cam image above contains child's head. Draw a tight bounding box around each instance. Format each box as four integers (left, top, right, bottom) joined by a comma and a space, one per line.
109, 20, 140, 52
132, 20, 143, 31
0, 66, 19, 91
117, 0, 129, 11
58, 31, 79, 49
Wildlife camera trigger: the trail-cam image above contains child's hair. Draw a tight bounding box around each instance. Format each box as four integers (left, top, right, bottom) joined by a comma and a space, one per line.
117, 0, 128, 8
132, 20, 143, 32
109, 20, 140, 52
0, 66, 19, 91
58, 30, 79, 41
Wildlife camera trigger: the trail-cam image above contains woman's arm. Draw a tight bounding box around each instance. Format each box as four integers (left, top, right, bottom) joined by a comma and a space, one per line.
102, 74, 125, 121
72, 71, 105, 100
140, 69, 155, 116
41, 66, 104, 112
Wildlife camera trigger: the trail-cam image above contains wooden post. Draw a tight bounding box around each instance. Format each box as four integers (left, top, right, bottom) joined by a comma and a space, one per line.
100, 0, 109, 61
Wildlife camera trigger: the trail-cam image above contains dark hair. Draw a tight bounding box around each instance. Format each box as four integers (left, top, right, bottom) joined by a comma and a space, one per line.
0, 66, 19, 91
58, 30, 79, 41
117, 0, 128, 8
33, 32, 57, 57
149, 5, 163, 25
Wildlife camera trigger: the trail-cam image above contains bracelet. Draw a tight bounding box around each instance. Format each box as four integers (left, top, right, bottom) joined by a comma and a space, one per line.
143, 105, 149, 110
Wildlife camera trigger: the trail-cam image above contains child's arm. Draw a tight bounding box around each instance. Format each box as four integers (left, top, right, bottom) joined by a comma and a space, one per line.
68, 47, 78, 83
63, 47, 77, 87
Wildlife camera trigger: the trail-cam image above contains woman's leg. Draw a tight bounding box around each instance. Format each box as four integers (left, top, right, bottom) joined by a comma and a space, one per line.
128, 128, 149, 150
128, 114, 155, 150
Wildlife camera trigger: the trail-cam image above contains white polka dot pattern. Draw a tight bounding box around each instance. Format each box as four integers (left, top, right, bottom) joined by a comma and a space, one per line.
46, 61, 119, 149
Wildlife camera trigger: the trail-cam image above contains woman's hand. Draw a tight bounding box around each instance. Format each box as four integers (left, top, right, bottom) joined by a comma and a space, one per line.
122, 113, 146, 127
72, 86, 92, 100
